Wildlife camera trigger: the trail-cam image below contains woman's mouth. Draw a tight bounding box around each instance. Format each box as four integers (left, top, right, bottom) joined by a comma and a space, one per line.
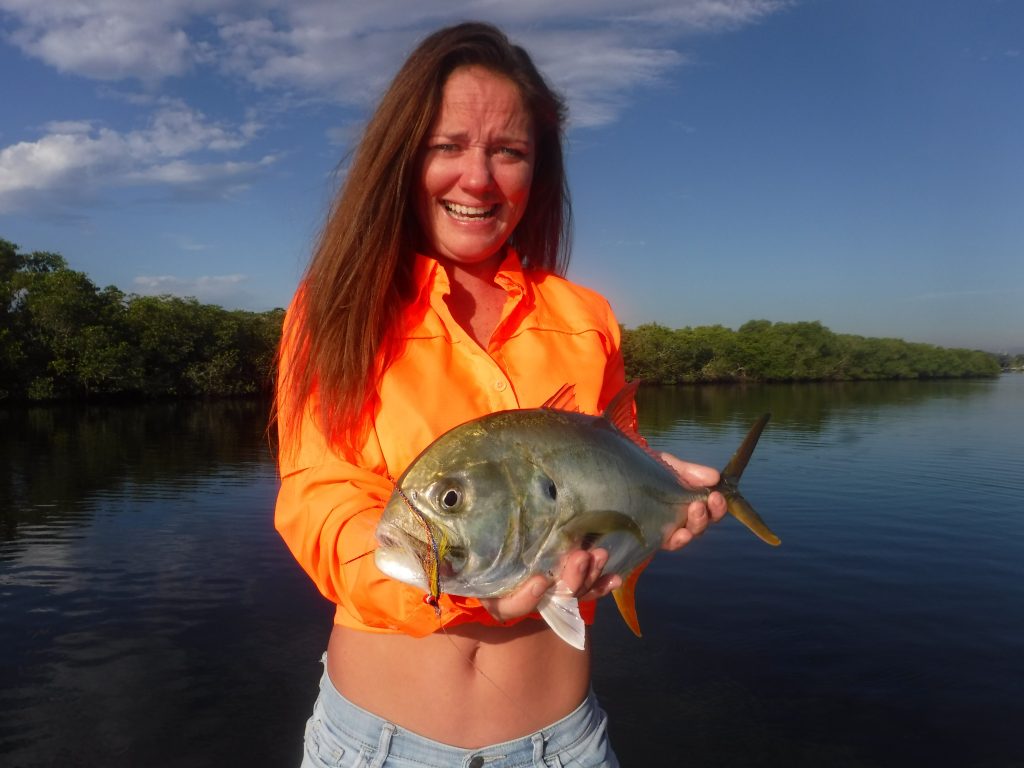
443, 201, 497, 221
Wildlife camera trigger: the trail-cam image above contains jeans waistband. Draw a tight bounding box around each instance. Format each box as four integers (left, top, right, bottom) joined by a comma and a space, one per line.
315, 663, 608, 767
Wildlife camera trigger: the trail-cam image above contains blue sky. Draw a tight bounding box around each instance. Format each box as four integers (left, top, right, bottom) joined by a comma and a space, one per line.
1, 0, 1021, 353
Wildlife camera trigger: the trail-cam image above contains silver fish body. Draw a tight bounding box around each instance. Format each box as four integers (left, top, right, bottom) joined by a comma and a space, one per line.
374, 382, 779, 649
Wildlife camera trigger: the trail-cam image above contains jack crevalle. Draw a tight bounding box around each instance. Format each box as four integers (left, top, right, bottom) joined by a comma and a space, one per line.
374, 381, 780, 650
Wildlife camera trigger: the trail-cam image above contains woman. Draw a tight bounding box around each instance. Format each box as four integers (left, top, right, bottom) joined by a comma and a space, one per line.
275, 22, 726, 767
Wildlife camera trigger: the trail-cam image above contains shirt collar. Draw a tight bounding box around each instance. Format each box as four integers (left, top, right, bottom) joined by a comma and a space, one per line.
411, 247, 531, 304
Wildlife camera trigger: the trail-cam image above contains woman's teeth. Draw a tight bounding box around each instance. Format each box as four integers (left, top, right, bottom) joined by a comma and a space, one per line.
443, 202, 496, 220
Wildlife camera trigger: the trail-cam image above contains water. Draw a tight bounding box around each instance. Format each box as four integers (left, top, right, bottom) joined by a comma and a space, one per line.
2, 378, 1022, 767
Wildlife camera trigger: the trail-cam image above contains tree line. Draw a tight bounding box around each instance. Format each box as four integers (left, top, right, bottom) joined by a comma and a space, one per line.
0, 238, 1003, 402
622, 320, 1002, 383
1, 238, 282, 401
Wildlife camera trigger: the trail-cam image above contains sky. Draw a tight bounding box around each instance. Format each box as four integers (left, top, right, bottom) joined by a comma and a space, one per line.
1, 0, 1021, 353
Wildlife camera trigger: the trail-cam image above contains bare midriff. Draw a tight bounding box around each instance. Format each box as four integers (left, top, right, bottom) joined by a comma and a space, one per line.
326, 621, 591, 748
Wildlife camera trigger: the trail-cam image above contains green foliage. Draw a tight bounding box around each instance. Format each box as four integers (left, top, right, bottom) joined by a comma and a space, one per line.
0, 238, 284, 402
0, 236, 1003, 401
622, 320, 1002, 384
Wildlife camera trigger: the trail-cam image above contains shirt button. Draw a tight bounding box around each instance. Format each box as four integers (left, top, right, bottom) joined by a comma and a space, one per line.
494, 380, 507, 392
468, 757, 485, 768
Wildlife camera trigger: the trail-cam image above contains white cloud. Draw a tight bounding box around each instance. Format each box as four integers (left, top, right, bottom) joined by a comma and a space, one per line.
0, 104, 270, 212
132, 273, 251, 304
1, 1, 789, 105
522, 29, 687, 128
0, 0, 789, 208
612, 0, 791, 27
0, 0, 202, 81
206, 1, 781, 122
163, 233, 212, 252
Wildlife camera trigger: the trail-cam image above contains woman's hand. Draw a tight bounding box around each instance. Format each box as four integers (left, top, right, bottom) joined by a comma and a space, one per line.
479, 549, 621, 623
659, 453, 727, 550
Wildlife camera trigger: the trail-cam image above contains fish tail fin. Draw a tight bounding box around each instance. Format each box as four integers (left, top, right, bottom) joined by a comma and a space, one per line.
612, 556, 654, 638
723, 490, 781, 546
721, 413, 771, 484
717, 414, 781, 547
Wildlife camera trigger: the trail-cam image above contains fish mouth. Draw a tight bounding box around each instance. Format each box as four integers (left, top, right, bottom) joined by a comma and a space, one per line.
376, 524, 429, 561
375, 524, 430, 588
375, 524, 463, 583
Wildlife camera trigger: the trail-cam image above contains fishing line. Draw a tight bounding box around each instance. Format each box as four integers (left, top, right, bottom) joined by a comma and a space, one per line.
434, 612, 599, 768
430, 590, 594, 768
341, 548, 376, 565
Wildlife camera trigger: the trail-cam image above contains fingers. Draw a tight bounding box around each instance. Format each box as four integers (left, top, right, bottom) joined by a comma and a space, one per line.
707, 490, 727, 521
663, 500, 706, 551
480, 549, 619, 622
480, 573, 550, 622
558, 549, 621, 601
657, 453, 727, 552
660, 452, 720, 490
663, 491, 727, 551
578, 572, 622, 602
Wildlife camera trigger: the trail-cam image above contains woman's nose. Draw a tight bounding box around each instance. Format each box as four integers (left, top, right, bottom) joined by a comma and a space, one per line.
459, 147, 494, 192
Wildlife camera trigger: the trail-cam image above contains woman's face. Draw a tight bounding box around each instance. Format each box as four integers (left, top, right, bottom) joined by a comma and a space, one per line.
415, 66, 535, 267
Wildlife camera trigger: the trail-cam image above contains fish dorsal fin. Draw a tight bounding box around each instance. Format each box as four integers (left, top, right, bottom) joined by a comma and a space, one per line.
603, 380, 641, 433
541, 383, 578, 412
603, 381, 680, 475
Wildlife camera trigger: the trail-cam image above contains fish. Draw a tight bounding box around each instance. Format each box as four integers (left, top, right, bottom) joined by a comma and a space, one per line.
374, 380, 780, 650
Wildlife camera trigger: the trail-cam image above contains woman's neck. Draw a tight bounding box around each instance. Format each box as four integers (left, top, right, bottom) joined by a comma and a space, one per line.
440, 252, 507, 347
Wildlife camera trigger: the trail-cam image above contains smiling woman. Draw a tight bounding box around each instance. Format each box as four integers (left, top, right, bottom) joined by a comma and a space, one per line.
273, 20, 727, 768
415, 66, 536, 268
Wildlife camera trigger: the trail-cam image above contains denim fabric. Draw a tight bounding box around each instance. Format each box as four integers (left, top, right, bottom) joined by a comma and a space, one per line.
299, 657, 619, 768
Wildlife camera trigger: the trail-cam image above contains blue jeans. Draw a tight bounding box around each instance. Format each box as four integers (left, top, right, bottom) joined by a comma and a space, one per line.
299, 657, 619, 767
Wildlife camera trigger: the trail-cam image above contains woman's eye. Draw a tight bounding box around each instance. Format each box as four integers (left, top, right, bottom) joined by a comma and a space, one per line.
497, 146, 525, 159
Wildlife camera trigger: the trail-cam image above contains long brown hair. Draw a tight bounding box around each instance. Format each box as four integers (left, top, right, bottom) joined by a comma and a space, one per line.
279, 22, 572, 451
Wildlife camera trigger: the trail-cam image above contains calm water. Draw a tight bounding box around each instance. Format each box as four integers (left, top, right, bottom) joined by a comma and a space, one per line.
2, 377, 1022, 767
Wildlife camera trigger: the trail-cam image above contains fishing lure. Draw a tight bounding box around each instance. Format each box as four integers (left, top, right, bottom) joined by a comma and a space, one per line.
394, 484, 445, 616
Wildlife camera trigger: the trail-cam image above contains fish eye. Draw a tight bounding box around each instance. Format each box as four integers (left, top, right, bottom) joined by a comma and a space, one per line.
438, 486, 462, 511
537, 475, 557, 501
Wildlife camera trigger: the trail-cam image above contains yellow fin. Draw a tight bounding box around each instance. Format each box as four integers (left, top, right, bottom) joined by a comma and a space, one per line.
612, 555, 653, 638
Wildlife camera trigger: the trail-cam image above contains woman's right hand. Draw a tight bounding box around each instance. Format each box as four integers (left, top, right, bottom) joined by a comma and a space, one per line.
479, 549, 622, 622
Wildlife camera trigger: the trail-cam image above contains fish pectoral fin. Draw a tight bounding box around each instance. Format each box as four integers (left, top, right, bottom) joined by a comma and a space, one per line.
562, 511, 646, 547
612, 556, 653, 638
537, 591, 586, 651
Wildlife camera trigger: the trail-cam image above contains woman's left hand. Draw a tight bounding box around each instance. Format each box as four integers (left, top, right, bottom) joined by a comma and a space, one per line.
659, 453, 727, 551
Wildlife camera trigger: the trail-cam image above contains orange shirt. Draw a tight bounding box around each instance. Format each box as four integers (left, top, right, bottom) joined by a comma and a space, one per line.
274, 249, 627, 636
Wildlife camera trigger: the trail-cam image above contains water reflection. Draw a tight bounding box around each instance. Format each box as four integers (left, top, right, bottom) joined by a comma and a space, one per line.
1, 379, 1022, 767
636, 377, 1000, 434
0, 399, 274, 543
0, 398, 333, 767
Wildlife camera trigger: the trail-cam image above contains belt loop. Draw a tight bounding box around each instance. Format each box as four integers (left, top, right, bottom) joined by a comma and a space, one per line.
531, 732, 546, 765
369, 722, 395, 768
